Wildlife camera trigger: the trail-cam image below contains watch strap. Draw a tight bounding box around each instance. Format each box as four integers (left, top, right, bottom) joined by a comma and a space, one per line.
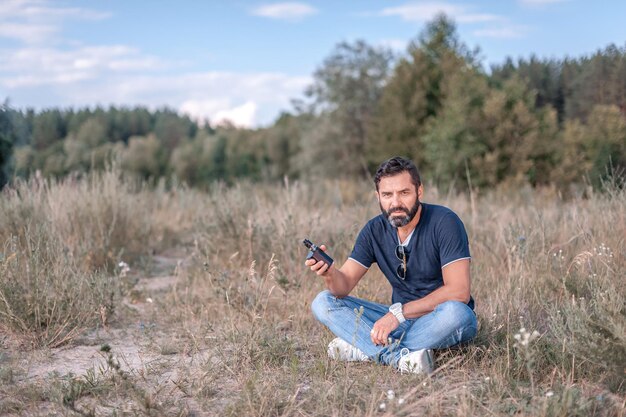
390, 303, 406, 323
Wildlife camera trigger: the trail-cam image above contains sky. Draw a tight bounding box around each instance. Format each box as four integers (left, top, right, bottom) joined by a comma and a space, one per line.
1, 0, 625, 128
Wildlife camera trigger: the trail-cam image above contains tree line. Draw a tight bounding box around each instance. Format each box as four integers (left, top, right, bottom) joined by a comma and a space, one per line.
1, 15, 625, 192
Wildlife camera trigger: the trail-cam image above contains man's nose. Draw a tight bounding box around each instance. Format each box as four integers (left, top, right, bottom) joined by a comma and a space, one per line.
391, 193, 401, 206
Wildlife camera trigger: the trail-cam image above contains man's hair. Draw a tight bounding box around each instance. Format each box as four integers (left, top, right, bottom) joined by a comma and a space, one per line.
374, 156, 422, 192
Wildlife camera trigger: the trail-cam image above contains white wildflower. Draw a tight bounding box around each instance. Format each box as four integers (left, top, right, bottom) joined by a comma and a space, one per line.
514, 327, 540, 349
398, 398, 405, 405
546, 391, 554, 397
386, 390, 395, 400
379, 402, 386, 410
118, 261, 130, 278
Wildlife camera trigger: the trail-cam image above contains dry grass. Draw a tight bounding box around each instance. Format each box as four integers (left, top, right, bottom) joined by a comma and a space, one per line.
0, 169, 624, 416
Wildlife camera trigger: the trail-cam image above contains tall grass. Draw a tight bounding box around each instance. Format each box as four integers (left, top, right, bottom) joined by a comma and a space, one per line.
0, 169, 204, 347
0, 168, 624, 415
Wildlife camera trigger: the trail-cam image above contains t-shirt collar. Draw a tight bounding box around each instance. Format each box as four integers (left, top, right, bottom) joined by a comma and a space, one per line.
398, 228, 415, 247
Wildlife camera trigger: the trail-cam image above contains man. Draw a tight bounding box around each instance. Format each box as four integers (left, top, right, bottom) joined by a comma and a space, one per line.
307, 156, 477, 373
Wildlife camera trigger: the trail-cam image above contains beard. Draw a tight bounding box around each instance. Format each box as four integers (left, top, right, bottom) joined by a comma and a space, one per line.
381, 199, 421, 228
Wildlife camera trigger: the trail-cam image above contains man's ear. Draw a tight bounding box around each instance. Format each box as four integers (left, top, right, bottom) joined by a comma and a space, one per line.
375, 190, 380, 203
417, 184, 424, 200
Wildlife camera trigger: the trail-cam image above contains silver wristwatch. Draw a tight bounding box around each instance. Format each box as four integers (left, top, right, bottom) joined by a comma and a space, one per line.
389, 302, 406, 324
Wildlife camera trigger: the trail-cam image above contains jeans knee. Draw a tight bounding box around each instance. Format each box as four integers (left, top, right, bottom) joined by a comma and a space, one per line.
311, 290, 335, 323
436, 300, 476, 327
432, 301, 477, 347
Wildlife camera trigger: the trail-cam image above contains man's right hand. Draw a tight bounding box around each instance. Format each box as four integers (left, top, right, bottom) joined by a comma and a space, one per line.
306, 249, 368, 298
305, 244, 333, 276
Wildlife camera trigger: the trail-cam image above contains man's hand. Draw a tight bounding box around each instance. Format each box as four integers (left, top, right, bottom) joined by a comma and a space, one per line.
370, 313, 400, 346
305, 244, 332, 276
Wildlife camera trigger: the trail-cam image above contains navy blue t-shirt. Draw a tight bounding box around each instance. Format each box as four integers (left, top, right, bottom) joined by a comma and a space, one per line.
349, 203, 474, 309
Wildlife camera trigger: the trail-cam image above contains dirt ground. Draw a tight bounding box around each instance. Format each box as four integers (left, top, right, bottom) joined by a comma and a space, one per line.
1, 249, 223, 416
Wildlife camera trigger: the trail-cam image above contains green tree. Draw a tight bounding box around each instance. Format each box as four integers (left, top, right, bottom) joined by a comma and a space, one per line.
472, 77, 558, 187
208, 135, 227, 181
292, 112, 344, 179
0, 102, 14, 187
306, 40, 393, 177
170, 137, 210, 186
32, 109, 66, 150
64, 117, 109, 172
262, 112, 302, 180
38, 141, 67, 178
367, 14, 478, 171
423, 74, 558, 188
491, 56, 565, 121
154, 109, 196, 151
121, 135, 166, 180
567, 44, 626, 121
421, 65, 490, 186
13, 145, 35, 178
553, 105, 626, 188
220, 127, 263, 181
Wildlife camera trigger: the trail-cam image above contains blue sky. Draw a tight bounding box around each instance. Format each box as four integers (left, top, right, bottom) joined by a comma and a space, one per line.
1, 0, 625, 127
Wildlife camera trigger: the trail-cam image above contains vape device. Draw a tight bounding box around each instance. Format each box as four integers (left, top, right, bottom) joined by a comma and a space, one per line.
303, 238, 334, 267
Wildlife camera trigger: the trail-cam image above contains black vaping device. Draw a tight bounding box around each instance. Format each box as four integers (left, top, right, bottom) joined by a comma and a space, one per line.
303, 239, 334, 267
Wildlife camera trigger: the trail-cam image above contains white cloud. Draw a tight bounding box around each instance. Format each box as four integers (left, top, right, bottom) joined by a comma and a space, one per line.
180, 99, 231, 121
0, 45, 166, 88
180, 98, 262, 127
380, 2, 501, 24
252, 2, 317, 21
213, 102, 258, 127
0, 21, 57, 43
473, 26, 529, 39
0, 0, 110, 44
0, 0, 111, 20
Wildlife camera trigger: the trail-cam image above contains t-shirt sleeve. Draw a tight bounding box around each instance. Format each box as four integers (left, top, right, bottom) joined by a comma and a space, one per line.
348, 222, 375, 269
437, 212, 471, 268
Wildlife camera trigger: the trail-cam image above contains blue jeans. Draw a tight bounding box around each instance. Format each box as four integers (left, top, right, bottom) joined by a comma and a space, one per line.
311, 290, 477, 367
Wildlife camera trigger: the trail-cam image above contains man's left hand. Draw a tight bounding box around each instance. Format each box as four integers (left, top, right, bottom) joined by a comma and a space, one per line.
370, 313, 400, 346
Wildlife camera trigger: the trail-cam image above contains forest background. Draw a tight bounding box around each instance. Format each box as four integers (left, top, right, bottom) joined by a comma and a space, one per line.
1, 16, 625, 193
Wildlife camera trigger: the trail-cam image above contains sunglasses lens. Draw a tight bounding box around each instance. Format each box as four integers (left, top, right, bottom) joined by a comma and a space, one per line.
395, 245, 407, 280
396, 263, 406, 279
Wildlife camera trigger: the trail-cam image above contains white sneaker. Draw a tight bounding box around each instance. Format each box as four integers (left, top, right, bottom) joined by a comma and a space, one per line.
327, 338, 370, 362
397, 348, 435, 374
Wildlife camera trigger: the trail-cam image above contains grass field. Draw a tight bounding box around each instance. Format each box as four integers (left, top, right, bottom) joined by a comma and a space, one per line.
0, 169, 624, 416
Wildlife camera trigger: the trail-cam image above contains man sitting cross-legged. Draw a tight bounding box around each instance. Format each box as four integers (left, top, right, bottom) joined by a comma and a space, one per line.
306, 156, 477, 373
